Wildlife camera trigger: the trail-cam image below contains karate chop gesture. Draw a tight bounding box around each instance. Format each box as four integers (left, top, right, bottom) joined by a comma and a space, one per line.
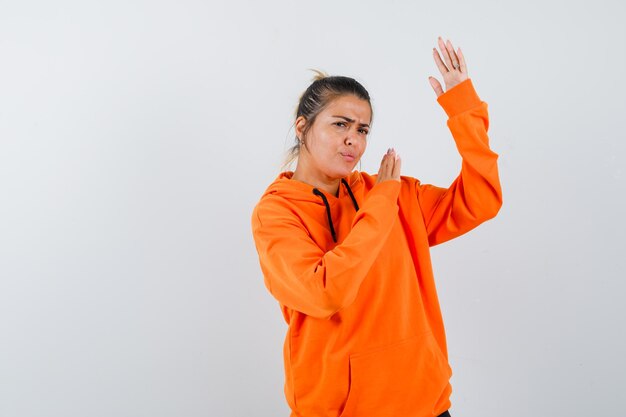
428, 36, 468, 97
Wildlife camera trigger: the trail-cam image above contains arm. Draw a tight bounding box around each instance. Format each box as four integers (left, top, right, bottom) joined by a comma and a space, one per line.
417, 37, 502, 246
251, 180, 400, 319
418, 78, 502, 246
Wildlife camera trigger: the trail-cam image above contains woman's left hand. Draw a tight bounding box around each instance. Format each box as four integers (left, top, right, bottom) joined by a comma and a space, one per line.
428, 36, 468, 97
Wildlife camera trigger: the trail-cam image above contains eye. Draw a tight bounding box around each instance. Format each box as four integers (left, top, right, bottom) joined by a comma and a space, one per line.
359, 129, 369, 135
334, 122, 347, 127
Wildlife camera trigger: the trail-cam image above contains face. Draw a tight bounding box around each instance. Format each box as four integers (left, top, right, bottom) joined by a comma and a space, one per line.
296, 95, 371, 181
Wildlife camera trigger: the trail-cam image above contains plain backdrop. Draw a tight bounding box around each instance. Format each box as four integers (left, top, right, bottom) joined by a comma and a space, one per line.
1, 1, 625, 416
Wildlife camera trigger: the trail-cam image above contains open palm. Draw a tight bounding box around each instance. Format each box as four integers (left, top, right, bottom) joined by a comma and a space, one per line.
428, 37, 468, 97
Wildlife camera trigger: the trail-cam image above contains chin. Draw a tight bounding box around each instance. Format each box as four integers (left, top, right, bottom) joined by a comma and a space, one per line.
334, 166, 355, 178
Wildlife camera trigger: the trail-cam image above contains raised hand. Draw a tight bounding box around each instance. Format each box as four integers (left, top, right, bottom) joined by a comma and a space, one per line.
428, 36, 468, 97
376, 148, 401, 184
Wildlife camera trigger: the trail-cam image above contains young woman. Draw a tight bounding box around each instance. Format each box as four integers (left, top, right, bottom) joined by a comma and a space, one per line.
251, 37, 502, 417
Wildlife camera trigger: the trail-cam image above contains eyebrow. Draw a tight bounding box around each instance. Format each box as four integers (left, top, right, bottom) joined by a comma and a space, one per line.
332, 115, 370, 128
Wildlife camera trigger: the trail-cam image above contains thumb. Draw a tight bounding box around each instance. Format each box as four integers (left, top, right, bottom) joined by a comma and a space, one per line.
428, 76, 444, 98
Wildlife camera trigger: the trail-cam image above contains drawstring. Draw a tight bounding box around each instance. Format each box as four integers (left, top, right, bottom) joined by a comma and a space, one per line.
312, 189, 336, 243
341, 178, 360, 211
312, 178, 359, 243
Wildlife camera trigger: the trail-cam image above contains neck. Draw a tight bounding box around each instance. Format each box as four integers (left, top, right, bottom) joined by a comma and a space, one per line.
291, 168, 341, 197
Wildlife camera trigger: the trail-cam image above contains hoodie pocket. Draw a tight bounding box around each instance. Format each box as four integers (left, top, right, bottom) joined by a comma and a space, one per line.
339, 331, 452, 417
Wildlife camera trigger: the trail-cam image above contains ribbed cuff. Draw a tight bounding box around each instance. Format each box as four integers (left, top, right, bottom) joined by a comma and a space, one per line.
436, 78, 482, 118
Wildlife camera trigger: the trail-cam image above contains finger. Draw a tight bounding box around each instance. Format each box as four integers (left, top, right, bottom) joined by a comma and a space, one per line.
432, 48, 448, 75
458, 47, 467, 74
386, 149, 396, 166
379, 151, 388, 168
446, 39, 460, 71
392, 154, 401, 179
428, 76, 444, 97
381, 148, 391, 162
381, 152, 391, 170
377, 157, 387, 180
379, 155, 392, 181
437, 36, 453, 70
385, 148, 392, 165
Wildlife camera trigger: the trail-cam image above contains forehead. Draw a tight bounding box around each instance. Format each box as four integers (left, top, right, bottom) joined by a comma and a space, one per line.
322, 95, 371, 123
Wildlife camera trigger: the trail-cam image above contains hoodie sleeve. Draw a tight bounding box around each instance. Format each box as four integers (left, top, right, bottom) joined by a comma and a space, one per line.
251, 180, 400, 319
416, 78, 503, 247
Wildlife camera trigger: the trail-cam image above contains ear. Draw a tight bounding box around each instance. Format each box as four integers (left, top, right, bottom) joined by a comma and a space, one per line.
295, 116, 307, 140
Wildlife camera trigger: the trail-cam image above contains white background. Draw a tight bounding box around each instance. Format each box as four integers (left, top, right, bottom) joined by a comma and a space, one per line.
1, 0, 624, 416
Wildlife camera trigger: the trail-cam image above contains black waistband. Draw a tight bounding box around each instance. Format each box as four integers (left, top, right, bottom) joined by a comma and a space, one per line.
438, 411, 451, 417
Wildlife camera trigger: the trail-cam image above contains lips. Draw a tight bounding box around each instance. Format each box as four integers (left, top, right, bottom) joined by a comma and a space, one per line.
341, 152, 356, 161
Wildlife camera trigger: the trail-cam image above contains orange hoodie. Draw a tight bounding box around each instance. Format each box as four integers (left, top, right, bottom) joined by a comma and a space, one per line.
251, 79, 502, 417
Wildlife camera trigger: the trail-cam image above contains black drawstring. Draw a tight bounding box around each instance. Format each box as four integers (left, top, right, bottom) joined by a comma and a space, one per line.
312, 179, 359, 243
341, 178, 360, 211
312, 189, 337, 243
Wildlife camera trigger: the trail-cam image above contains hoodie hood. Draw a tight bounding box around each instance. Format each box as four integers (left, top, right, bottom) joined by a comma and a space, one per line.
261, 170, 362, 203
260, 170, 362, 242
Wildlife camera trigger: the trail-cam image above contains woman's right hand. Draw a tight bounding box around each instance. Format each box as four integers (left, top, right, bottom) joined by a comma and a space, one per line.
376, 148, 401, 183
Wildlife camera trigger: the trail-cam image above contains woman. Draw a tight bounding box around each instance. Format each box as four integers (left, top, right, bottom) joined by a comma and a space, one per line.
251, 37, 502, 417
